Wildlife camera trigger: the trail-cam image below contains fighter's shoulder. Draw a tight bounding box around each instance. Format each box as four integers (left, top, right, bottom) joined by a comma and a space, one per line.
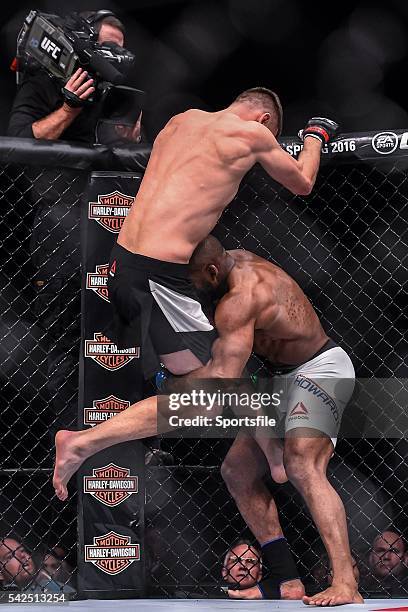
246, 121, 279, 151
173, 108, 208, 122
216, 283, 257, 329
163, 109, 196, 126
227, 248, 251, 260
232, 255, 280, 304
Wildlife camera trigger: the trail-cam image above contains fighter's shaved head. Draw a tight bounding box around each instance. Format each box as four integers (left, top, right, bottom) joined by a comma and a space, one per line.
189, 235, 234, 297
234, 87, 283, 136
190, 235, 225, 270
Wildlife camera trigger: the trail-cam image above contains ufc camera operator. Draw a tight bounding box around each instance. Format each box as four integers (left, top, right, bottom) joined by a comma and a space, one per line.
8, 10, 142, 143
6, 9, 144, 441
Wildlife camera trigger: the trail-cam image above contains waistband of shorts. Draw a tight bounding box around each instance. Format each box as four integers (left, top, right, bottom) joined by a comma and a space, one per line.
309, 337, 338, 360
269, 338, 339, 375
110, 243, 190, 277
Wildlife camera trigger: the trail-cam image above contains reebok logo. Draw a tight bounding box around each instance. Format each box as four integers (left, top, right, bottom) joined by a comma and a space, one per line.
289, 402, 308, 417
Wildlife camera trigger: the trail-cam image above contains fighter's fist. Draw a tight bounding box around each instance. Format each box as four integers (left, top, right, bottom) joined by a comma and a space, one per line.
298, 117, 339, 145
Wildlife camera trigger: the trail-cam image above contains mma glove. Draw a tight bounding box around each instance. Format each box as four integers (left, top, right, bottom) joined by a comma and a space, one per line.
298, 117, 339, 145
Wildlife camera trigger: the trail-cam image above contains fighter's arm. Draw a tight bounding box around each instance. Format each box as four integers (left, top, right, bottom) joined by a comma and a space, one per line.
189, 291, 256, 379
252, 117, 339, 196
254, 126, 322, 196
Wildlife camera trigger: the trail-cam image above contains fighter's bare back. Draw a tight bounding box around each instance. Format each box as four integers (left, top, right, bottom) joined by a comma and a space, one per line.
225, 250, 328, 366
118, 109, 286, 263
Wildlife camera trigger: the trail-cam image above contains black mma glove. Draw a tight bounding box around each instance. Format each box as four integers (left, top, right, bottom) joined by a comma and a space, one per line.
61, 87, 88, 108
298, 117, 339, 145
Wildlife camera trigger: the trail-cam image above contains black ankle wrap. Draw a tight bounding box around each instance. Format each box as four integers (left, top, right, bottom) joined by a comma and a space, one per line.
258, 537, 299, 599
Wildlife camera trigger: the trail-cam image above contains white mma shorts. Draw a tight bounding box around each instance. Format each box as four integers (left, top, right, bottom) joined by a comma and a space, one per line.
276, 346, 355, 447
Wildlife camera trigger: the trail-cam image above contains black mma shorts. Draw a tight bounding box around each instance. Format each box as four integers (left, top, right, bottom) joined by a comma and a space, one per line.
107, 243, 217, 379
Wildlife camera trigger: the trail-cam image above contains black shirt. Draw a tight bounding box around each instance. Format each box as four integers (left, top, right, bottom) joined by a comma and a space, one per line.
6, 69, 146, 279
6, 70, 101, 278
7, 70, 102, 143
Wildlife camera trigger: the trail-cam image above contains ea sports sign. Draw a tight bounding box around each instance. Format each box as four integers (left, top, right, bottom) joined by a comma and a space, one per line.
84, 464, 138, 507
88, 191, 135, 233
371, 132, 398, 155
84, 531, 140, 575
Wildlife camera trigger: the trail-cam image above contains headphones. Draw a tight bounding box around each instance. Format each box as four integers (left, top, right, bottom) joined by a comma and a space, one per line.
87, 9, 117, 27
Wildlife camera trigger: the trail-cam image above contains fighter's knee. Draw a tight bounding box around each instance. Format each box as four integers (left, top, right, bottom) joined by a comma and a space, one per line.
283, 434, 332, 486
283, 455, 301, 484
220, 457, 237, 486
221, 456, 247, 492
283, 451, 316, 486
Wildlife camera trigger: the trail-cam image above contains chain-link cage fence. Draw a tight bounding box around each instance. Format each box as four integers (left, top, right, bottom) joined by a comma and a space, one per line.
1, 136, 408, 598
0, 157, 85, 595
147, 149, 408, 597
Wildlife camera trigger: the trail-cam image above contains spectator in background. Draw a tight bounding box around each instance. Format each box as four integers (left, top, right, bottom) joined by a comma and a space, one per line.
368, 530, 407, 580
222, 540, 262, 591
6, 10, 143, 445
0, 536, 35, 589
173, 539, 262, 599
0, 536, 75, 594
362, 529, 408, 595
39, 546, 74, 588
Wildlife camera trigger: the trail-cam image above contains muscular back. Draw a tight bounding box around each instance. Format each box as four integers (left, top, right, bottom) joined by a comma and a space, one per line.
118, 110, 262, 263
226, 251, 328, 366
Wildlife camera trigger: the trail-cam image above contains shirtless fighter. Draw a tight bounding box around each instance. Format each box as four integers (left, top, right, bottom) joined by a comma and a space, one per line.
52, 89, 341, 598
187, 236, 363, 606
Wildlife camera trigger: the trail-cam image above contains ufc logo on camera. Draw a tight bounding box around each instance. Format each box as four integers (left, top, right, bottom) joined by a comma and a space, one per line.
40, 35, 62, 61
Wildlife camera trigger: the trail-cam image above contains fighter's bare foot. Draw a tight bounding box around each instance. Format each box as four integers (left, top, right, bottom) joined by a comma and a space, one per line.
53, 430, 87, 501
303, 584, 364, 606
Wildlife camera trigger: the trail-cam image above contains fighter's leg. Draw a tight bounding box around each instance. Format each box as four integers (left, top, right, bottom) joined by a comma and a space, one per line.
53, 395, 159, 500
53, 355, 220, 501
253, 435, 287, 484
221, 431, 279, 541
53, 288, 218, 500
232, 375, 288, 484
221, 432, 304, 599
159, 349, 205, 374
283, 430, 363, 606
149, 296, 215, 375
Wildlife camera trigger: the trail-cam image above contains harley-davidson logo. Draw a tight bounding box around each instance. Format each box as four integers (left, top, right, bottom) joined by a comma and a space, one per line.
84, 333, 140, 371
84, 463, 138, 507
84, 531, 140, 575
84, 395, 130, 426
86, 264, 110, 302
88, 191, 135, 233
